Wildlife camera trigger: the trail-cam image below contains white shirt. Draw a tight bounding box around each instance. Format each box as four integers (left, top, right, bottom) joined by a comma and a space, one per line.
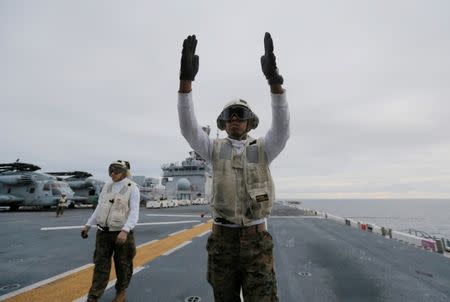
178, 91, 290, 227
85, 178, 140, 233
177, 91, 290, 164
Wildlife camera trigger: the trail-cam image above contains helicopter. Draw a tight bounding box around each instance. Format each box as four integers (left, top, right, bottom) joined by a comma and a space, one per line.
46, 171, 105, 207
0, 162, 77, 211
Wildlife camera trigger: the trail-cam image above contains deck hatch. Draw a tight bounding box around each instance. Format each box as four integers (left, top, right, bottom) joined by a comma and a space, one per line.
185, 296, 201, 302
0, 284, 21, 291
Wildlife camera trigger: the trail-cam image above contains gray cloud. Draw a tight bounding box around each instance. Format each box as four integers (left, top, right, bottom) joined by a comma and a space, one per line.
2, 0, 450, 198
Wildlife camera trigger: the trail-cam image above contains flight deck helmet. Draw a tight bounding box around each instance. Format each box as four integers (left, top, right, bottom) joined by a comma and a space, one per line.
216, 99, 259, 131
108, 160, 131, 178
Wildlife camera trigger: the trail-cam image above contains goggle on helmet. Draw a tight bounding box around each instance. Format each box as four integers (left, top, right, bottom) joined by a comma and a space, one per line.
108, 160, 131, 176
216, 99, 259, 131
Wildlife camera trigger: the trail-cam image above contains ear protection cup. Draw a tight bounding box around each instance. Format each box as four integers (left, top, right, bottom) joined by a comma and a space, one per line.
216, 117, 226, 130
124, 161, 130, 170
249, 114, 259, 129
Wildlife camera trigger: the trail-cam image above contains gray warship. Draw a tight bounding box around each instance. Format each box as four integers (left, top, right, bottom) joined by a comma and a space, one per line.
161, 150, 212, 201
161, 126, 212, 202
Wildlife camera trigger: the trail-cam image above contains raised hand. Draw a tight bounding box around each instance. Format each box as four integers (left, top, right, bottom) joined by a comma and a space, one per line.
180, 35, 199, 81
260, 32, 283, 85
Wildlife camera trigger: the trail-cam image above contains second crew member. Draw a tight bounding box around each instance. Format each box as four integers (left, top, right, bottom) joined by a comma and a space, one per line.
81, 160, 140, 302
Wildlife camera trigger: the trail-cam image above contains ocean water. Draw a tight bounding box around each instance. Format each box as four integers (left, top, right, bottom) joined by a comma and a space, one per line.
286, 199, 450, 239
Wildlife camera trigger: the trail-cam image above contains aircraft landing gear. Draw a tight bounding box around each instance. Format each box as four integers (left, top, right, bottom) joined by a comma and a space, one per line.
9, 205, 19, 211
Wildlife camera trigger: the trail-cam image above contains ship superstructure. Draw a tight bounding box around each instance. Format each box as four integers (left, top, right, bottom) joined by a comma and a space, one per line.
161, 151, 211, 201
161, 126, 212, 201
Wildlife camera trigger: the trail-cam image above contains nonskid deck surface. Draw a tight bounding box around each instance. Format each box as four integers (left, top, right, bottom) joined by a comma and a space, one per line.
0, 204, 449, 302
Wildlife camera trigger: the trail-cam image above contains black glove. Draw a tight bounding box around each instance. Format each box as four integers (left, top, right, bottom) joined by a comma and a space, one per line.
260, 32, 283, 85
81, 229, 88, 239
180, 35, 199, 81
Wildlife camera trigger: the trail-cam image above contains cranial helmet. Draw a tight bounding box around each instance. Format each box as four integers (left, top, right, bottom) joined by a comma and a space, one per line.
108, 160, 131, 178
216, 99, 259, 131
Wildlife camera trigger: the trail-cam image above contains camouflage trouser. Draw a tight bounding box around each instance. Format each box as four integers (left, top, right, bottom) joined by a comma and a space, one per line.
56, 206, 64, 216
206, 224, 278, 302
88, 230, 136, 299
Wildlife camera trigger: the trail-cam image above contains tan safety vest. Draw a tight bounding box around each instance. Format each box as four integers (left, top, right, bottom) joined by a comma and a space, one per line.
58, 196, 67, 206
211, 137, 275, 226
96, 180, 135, 231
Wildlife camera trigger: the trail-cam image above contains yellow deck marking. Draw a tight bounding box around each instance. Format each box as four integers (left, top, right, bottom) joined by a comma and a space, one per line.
5, 221, 212, 302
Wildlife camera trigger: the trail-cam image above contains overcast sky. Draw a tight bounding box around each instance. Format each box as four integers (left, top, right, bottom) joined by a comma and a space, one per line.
1, 1, 450, 199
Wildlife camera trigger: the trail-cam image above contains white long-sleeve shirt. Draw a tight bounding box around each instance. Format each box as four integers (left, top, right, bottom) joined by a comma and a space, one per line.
85, 178, 140, 233
177, 91, 290, 164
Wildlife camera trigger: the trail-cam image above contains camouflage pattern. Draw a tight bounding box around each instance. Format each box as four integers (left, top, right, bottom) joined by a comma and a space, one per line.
56, 196, 67, 216
55, 206, 64, 216
207, 226, 278, 302
87, 230, 136, 299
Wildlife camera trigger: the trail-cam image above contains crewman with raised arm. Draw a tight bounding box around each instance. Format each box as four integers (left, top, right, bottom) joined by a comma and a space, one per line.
177, 33, 290, 302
